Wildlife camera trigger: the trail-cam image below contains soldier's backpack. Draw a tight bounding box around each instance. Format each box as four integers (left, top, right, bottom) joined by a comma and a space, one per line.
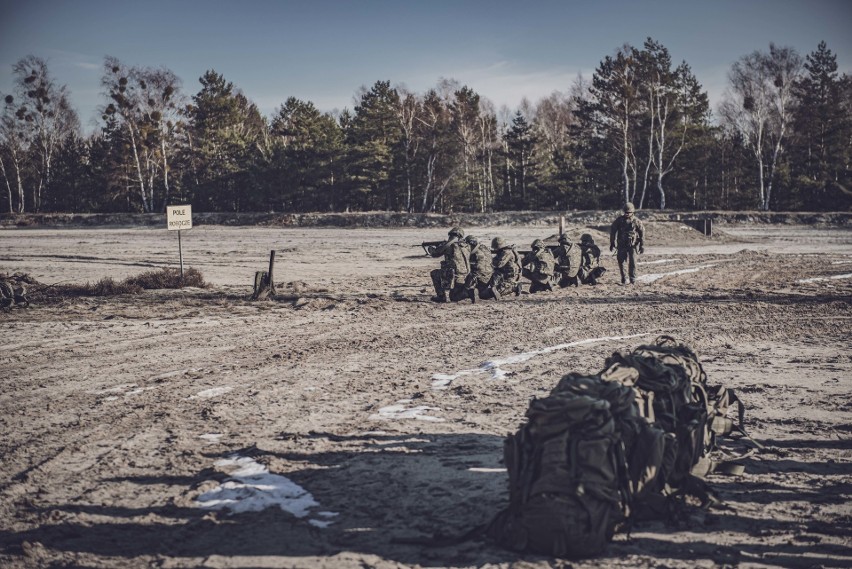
486, 380, 629, 558
600, 336, 749, 498
486, 336, 752, 558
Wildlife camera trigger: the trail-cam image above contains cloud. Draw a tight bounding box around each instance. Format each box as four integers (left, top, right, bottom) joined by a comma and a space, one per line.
73, 61, 101, 71
406, 60, 593, 111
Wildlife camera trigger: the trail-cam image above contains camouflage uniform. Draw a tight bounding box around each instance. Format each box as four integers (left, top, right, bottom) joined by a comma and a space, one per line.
579, 234, 606, 285
609, 203, 645, 284
429, 227, 471, 302
553, 234, 582, 288
0, 279, 28, 308
464, 236, 494, 302
521, 239, 556, 293
488, 237, 522, 300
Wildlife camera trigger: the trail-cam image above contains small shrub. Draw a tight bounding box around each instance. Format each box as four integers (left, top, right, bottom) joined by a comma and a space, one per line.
54, 278, 142, 297
89, 277, 143, 296
124, 267, 208, 289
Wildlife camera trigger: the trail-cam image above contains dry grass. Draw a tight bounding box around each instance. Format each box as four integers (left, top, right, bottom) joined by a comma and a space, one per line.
124, 267, 208, 289
7, 267, 210, 301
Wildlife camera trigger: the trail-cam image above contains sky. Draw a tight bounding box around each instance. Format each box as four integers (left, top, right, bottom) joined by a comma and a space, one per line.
1, 0, 851, 133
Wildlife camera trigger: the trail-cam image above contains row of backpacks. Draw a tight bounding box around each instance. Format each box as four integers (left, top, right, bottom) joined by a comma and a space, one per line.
486, 335, 758, 559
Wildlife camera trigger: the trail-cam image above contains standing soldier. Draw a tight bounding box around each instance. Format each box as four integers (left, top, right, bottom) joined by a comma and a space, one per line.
554, 234, 582, 288
429, 227, 471, 302
521, 239, 556, 293
464, 235, 493, 303
579, 234, 606, 285
487, 237, 522, 300
609, 202, 645, 285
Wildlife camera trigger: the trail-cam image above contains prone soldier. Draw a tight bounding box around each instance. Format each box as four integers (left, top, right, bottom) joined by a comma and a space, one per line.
428, 227, 471, 303
609, 202, 645, 285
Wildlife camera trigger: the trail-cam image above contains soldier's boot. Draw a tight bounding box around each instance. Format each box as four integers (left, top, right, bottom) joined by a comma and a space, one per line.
514, 283, 523, 296
492, 287, 501, 301
430, 290, 449, 303
468, 288, 478, 304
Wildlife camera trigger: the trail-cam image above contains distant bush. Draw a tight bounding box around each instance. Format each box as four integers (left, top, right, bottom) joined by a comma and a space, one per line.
59, 277, 144, 297
34, 267, 209, 299
124, 267, 208, 289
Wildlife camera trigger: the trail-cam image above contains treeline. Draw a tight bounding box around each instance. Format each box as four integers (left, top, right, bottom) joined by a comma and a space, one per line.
1, 39, 850, 214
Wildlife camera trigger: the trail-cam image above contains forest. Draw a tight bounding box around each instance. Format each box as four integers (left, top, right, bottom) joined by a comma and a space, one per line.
1, 39, 850, 214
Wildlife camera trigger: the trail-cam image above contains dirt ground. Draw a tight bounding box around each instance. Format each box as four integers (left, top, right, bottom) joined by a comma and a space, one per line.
0, 220, 850, 569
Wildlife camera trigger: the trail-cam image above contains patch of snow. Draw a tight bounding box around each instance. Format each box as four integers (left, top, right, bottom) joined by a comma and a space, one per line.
637, 258, 680, 266
196, 455, 336, 527
370, 401, 445, 422
635, 264, 717, 284
797, 272, 852, 284
189, 386, 233, 399
468, 467, 508, 473
432, 333, 649, 389
198, 433, 223, 442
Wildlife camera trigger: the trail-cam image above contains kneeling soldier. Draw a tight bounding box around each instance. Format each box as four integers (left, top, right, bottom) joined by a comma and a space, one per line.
521, 239, 556, 293
464, 235, 493, 303
554, 234, 582, 287
428, 227, 471, 302
487, 237, 523, 300
578, 234, 606, 285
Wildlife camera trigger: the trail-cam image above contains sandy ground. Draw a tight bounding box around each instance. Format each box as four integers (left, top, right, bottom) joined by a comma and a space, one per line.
0, 221, 851, 569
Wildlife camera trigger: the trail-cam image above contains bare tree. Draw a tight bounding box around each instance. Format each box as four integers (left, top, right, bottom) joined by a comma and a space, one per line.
101, 57, 183, 212
534, 91, 574, 157
0, 96, 28, 213
720, 44, 802, 210
394, 86, 421, 213
9, 56, 79, 211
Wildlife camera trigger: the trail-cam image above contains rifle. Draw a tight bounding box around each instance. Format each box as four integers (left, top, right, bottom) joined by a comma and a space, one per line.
420, 240, 447, 256
518, 245, 560, 257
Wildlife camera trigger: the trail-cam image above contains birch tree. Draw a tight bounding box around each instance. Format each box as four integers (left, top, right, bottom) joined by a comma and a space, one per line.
720, 44, 802, 210
8, 56, 78, 211
0, 96, 28, 213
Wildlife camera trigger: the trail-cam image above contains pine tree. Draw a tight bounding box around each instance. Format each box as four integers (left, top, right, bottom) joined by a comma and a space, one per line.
790, 41, 851, 210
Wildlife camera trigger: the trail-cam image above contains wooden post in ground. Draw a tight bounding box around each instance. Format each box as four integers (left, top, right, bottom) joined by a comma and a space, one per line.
251, 250, 277, 300
559, 216, 565, 238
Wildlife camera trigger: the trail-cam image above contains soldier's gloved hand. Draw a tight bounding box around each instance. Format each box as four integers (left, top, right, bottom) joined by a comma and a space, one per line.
609, 245, 615, 252
639, 246, 644, 254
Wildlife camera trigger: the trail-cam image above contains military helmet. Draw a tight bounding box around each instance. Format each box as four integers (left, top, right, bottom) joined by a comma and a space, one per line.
558, 234, 572, 244
531, 239, 545, 250
580, 233, 594, 244
464, 235, 478, 247
623, 202, 636, 213
491, 237, 507, 251
448, 226, 464, 239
